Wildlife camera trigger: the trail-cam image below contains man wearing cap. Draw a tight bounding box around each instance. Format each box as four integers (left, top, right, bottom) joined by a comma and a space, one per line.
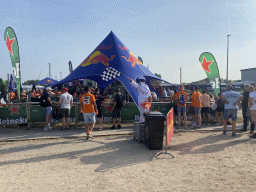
41, 87, 54, 131
58, 88, 73, 131
220, 85, 243, 136
175, 85, 188, 128
94, 88, 105, 130
194, 86, 202, 129
129, 76, 151, 123
111, 89, 123, 129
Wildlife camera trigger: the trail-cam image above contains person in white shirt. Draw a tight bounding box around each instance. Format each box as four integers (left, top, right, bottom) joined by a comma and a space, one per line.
248, 85, 256, 138
129, 76, 151, 123
57, 88, 73, 131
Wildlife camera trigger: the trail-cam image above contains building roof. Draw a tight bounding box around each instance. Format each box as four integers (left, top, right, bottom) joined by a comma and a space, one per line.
240, 67, 256, 71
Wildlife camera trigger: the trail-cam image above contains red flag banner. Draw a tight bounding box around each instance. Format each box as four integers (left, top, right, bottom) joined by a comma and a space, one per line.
167, 108, 174, 146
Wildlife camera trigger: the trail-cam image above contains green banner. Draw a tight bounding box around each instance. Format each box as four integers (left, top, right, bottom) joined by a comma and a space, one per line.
199, 52, 221, 96
4, 27, 21, 101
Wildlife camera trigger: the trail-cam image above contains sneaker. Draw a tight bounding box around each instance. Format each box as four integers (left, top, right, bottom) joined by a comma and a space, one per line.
44, 127, 49, 132
190, 122, 194, 126
66, 128, 70, 131
60, 128, 66, 131
87, 135, 93, 139
207, 123, 210, 126
239, 128, 247, 132
232, 132, 236, 136
194, 125, 201, 129
250, 131, 254, 134
223, 131, 226, 135
99, 127, 103, 131
192, 122, 197, 127
250, 133, 256, 138
110, 125, 115, 129
117, 125, 121, 129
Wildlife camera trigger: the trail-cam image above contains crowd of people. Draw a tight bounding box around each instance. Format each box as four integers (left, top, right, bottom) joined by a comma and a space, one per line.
1, 76, 256, 139
169, 83, 256, 138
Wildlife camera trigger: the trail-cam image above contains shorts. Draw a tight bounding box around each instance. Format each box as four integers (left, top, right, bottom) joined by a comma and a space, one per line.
113, 107, 121, 119
44, 107, 52, 116
215, 107, 224, 112
195, 107, 201, 115
61, 108, 70, 118
189, 106, 195, 115
96, 108, 102, 118
0, 93, 6, 100
83, 112, 96, 124
224, 109, 237, 121
177, 106, 186, 114
250, 110, 256, 123
202, 107, 210, 114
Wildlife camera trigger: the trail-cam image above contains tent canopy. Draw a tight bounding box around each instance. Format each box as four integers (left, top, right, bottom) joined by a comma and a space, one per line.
53, 31, 173, 107
35, 77, 58, 85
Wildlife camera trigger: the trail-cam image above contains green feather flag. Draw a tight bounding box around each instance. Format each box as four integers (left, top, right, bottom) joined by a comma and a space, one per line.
199, 52, 221, 96
4, 27, 21, 101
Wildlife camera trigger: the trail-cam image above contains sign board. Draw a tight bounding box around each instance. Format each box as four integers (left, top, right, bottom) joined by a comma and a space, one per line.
166, 108, 174, 146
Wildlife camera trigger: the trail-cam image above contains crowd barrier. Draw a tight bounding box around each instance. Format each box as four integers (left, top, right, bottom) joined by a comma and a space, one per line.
0, 101, 217, 127
0, 102, 173, 127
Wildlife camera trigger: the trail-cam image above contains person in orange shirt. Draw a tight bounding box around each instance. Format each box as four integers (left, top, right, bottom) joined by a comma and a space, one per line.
194, 86, 202, 129
79, 86, 98, 139
10, 91, 15, 103
189, 88, 196, 126
37, 88, 42, 95
175, 85, 188, 128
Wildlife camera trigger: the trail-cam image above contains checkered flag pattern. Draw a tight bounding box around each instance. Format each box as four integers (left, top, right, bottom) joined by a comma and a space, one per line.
101, 67, 121, 81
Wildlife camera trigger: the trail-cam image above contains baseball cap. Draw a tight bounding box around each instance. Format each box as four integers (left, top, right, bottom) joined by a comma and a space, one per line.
62, 88, 67, 92
195, 86, 199, 90
46, 87, 52, 91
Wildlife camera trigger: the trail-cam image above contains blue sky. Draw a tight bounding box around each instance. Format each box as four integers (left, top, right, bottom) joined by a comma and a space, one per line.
0, 0, 255, 84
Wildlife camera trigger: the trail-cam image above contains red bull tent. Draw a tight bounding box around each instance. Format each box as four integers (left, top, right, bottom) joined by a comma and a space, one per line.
35, 77, 59, 85
53, 31, 173, 107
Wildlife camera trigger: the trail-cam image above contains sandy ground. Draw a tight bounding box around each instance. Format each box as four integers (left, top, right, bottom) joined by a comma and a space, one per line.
0, 131, 256, 192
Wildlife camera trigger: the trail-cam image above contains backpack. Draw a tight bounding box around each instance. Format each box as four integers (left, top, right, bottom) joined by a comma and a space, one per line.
179, 94, 185, 105
39, 93, 48, 107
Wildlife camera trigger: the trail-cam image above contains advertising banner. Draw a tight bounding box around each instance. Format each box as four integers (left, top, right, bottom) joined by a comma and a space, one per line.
4, 27, 21, 101
167, 108, 174, 145
199, 52, 221, 96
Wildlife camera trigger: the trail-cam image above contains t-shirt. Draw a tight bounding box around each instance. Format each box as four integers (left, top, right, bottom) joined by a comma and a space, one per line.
10, 92, 15, 100
249, 92, 256, 110
190, 92, 196, 107
40, 91, 51, 107
201, 94, 211, 107
216, 98, 224, 108
194, 92, 202, 108
175, 91, 188, 106
94, 93, 104, 109
59, 92, 73, 109
80, 93, 96, 113
222, 91, 242, 110
114, 93, 123, 108
0, 80, 7, 93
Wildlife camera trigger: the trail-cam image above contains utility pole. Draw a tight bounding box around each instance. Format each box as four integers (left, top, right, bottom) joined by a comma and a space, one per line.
180, 67, 182, 84
227, 34, 231, 86
49, 63, 51, 78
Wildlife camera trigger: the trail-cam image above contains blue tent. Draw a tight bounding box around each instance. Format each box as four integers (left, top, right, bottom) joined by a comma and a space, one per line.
53, 31, 173, 107
35, 77, 58, 85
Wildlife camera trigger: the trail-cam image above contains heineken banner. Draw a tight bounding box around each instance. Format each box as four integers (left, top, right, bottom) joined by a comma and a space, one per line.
4, 27, 21, 101
199, 52, 221, 96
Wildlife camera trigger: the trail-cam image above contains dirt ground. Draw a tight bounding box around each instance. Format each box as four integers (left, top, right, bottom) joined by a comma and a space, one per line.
0, 131, 255, 192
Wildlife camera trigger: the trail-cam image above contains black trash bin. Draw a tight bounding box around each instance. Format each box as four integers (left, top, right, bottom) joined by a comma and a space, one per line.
144, 111, 166, 150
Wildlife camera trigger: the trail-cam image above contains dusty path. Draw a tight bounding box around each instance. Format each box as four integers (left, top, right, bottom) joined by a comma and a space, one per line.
0, 132, 255, 192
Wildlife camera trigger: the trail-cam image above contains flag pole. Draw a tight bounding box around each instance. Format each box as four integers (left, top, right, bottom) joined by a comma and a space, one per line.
227, 34, 231, 86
